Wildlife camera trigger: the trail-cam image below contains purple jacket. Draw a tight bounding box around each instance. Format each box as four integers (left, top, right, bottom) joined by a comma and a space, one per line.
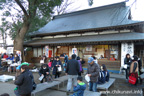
78, 60, 82, 72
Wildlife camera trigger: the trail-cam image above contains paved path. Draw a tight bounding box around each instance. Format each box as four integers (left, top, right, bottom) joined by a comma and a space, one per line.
0, 82, 16, 95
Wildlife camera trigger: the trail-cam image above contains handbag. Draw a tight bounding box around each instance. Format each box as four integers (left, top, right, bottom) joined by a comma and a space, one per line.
57, 65, 62, 72
128, 73, 137, 85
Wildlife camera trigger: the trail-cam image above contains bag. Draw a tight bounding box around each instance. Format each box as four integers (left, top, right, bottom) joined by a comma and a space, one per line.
123, 64, 127, 69
129, 73, 137, 85
85, 74, 90, 82
46, 74, 53, 82
40, 60, 44, 64
57, 66, 62, 72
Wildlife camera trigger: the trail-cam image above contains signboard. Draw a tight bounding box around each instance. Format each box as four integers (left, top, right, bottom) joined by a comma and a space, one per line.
45, 46, 49, 57
121, 43, 134, 67
72, 48, 77, 55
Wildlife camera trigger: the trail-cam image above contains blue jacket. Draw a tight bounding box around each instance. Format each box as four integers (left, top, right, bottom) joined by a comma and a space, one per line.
64, 55, 69, 63
72, 82, 86, 96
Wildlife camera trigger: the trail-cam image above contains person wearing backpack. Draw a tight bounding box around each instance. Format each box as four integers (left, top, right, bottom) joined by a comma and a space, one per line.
101, 64, 110, 82
129, 55, 139, 85
97, 69, 106, 84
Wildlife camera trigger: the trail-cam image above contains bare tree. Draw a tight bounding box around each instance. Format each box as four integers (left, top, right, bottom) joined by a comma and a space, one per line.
54, 0, 80, 15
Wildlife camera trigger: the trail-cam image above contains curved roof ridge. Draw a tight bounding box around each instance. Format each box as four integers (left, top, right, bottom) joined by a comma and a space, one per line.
53, 1, 126, 19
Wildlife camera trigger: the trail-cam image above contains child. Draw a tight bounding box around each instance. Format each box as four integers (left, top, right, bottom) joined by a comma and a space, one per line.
39, 64, 50, 83
70, 76, 86, 96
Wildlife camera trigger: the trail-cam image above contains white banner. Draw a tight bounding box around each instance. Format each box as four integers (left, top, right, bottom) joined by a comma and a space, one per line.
72, 48, 77, 55
45, 46, 49, 57
121, 43, 134, 67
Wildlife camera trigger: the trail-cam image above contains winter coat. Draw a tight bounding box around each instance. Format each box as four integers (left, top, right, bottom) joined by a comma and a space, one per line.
48, 62, 52, 68
14, 70, 33, 95
66, 59, 79, 75
103, 71, 110, 82
77, 60, 82, 72
98, 71, 106, 84
64, 55, 69, 63
39, 64, 50, 76
52, 60, 62, 75
87, 63, 100, 82
72, 82, 86, 96
130, 61, 139, 73
124, 57, 132, 66
138, 58, 142, 75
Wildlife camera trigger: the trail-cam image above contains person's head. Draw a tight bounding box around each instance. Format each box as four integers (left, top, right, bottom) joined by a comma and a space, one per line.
56, 56, 60, 61
77, 56, 80, 60
4, 53, 6, 55
93, 56, 96, 60
15, 54, 18, 57
77, 76, 83, 83
101, 64, 107, 71
126, 54, 130, 58
64, 53, 66, 56
54, 56, 57, 60
101, 55, 103, 58
10, 53, 13, 57
43, 53, 45, 56
21, 65, 28, 72
71, 54, 76, 59
42, 64, 47, 69
132, 55, 138, 61
88, 57, 94, 64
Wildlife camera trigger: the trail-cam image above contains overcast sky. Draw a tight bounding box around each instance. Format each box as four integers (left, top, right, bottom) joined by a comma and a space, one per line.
0, 0, 144, 45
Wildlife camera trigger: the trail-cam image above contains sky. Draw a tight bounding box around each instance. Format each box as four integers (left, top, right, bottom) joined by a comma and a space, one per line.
0, 0, 144, 45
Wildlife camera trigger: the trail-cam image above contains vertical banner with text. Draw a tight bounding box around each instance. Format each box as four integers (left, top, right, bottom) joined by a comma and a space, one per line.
121, 43, 134, 67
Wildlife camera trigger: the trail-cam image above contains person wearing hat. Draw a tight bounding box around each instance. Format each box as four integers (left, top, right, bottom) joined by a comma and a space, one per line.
14, 65, 33, 96
129, 55, 139, 85
87, 57, 100, 92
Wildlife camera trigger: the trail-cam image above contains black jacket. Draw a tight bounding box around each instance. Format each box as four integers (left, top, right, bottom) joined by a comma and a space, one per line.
66, 59, 79, 75
124, 57, 132, 66
14, 70, 33, 95
39, 64, 50, 76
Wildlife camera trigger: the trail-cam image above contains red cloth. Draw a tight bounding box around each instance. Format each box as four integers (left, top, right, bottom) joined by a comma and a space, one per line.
3, 55, 8, 58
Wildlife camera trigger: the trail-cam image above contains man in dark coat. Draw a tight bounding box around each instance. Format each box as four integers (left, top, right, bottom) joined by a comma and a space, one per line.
14, 65, 33, 96
66, 54, 79, 93
87, 57, 100, 92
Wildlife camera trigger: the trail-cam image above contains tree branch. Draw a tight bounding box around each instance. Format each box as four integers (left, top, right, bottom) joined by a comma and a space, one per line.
15, 0, 29, 18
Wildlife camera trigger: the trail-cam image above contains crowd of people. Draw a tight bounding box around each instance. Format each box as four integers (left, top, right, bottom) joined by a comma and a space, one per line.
0, 52, 143, 96
124, 54, 143, 85
0, 53, 20, 72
